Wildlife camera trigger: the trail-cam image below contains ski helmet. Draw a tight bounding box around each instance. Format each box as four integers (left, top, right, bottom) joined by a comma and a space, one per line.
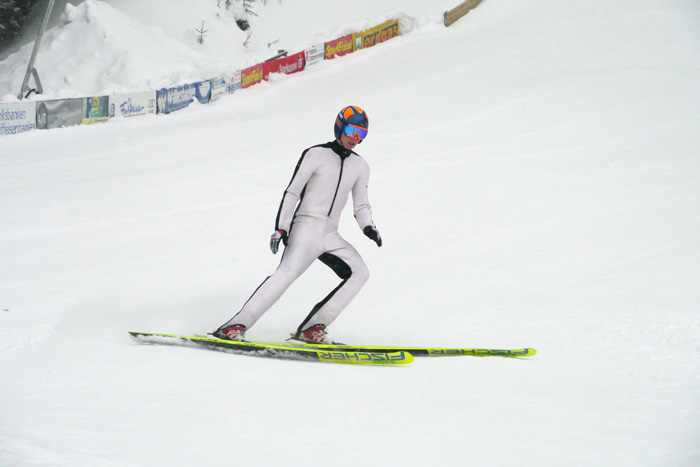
334, 106, 369, 141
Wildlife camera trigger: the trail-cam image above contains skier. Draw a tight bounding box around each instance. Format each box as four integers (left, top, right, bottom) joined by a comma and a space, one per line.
213, 106, 382, 344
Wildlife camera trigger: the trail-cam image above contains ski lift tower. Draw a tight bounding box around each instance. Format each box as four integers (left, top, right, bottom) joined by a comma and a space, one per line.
17, 0, 56, 100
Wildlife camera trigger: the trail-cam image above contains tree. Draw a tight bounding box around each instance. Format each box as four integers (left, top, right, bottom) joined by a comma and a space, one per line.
217, 0, 266, 32
0, 0, 39, 45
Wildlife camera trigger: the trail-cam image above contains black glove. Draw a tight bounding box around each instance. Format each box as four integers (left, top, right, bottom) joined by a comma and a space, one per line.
270, 229, 288, 254
363, 225, 382, 247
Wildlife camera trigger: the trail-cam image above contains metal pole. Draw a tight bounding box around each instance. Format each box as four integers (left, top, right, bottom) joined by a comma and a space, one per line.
17, 0, 56, 100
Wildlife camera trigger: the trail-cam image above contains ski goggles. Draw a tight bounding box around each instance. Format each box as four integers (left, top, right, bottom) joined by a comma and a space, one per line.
343, 124, 368, 140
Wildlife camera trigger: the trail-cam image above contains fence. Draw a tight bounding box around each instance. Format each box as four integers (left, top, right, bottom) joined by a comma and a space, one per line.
444, 0, 483, 28
2, 2, 482, 137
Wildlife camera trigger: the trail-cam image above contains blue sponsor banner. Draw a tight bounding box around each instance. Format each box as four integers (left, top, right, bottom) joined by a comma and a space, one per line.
157, 83, 196, 114
195, 80, 212, 104
226, 82, 242, 94
156, 81, 213, 114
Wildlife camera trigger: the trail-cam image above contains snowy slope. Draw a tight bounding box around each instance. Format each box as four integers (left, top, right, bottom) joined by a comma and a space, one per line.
0, 0, 454, 99
1, 0, 230, 98
2, 0, 700, 465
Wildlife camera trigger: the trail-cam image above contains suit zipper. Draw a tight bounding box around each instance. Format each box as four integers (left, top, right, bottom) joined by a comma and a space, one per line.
328, 158, 345, 216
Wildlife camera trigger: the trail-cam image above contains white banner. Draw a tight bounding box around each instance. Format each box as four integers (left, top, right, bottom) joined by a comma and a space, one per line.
305, 44, 325, 66
110, 91, 156, 118
0, 101, 36, 136
226, 71, 242, 94
210, 77, 227, 102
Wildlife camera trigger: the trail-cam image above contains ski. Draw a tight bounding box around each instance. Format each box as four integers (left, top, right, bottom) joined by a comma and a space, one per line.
193, 334, 536, 358
268, 341, 536, 358
128, 332, 413, 365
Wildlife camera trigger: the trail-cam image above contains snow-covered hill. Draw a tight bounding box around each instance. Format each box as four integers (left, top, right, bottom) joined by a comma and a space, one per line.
1, 0, 699, 465
0, 0, 452, 99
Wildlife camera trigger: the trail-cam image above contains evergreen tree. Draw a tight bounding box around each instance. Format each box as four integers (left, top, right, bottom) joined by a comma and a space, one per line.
0, 0, 39, 45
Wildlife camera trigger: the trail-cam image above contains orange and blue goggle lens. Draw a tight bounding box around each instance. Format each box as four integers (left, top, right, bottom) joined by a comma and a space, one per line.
343, 124, 368, 140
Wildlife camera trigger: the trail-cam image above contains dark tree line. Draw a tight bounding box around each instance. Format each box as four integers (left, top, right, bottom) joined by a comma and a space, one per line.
0, 0, 40, 44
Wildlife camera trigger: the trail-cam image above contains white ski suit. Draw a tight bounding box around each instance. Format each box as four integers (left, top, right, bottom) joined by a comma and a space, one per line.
221, 140, 376, 334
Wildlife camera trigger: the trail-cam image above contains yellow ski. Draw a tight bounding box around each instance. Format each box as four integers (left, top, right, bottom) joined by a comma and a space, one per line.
129, 332, 413, 365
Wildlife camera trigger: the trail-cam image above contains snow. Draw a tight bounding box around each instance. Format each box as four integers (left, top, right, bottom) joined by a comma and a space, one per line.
1, 0, 700, 465
0, 0, 447, 100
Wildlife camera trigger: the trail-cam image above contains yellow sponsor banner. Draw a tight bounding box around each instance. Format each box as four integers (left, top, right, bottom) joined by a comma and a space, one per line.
361, 19, 400, 49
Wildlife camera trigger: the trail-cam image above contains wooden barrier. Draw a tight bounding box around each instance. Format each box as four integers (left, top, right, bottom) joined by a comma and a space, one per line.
444, 0, 483, 27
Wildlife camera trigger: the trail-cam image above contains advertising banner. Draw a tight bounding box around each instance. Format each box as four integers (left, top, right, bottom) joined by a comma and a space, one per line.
241, 64, 264, 89
263, 50, 306, 79
361, 19, 399, 49
305, 44, 325, 66
325, 34, 354, 60
195, 80, 212, 104
210, 77, 227, 102
353, 32, 363, 51
157, 80, 212, 114
0, 101, 36, 136
36, 98, 83, 129
227, 71, 242, 94
82, 96, 110, 125
157, 83, 196, 114
110, 91, 156, 118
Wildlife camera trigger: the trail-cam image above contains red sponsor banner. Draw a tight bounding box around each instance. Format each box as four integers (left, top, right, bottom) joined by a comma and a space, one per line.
325, 34, 354, 60
262, 50, 306, 80
241, 64, 264, 89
